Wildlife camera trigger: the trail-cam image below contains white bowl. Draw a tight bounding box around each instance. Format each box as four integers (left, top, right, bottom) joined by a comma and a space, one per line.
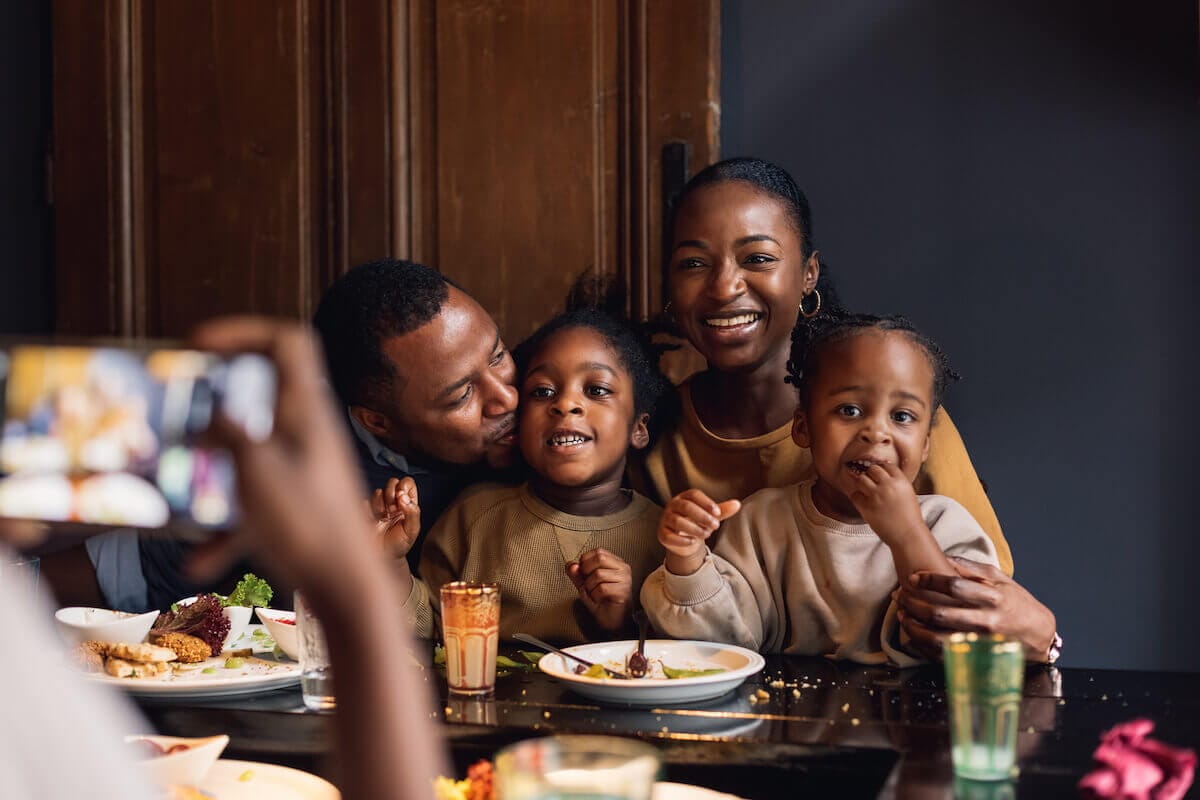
176, 597, 251, 653
126, 734, 228, 787
254, 607, 299, 660
537, 639, 766, 707
55, 607, 159, 645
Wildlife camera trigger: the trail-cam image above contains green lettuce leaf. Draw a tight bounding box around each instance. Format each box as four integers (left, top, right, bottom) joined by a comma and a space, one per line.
225, 573, 273, 609
662, 665, 726, 679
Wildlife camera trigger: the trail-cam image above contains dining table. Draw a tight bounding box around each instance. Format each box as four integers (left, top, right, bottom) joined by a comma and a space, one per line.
132, 645, 1200, 799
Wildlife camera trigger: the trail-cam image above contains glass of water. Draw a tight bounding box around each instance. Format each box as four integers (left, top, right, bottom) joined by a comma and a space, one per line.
944, 633, 1024, 780
0, 554, 41, 603
494, 735, 660, 800
295, 590, 335, 711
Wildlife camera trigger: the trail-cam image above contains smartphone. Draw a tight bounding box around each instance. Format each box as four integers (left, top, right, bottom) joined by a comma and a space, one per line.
0, 342, 275, 532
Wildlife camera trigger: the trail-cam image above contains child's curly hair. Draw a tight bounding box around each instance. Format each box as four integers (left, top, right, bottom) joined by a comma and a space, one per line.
785, 310, 961, 413
514, 273, 679, 447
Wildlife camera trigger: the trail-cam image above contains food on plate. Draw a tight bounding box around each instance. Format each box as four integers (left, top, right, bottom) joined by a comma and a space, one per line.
130, 739, 192, 758
105, 641, 177, 663
434, 759, 494, 800
150, 632, 212, 664
625, 648, 727, 679
578, 663, 609, 679
105, 657, 171, 678
151, 593, 230, 654
569, 660, 727, 679
662, 665, 726, 679
222, 573, 273, 609
165, 787, 213, 800
77, 639, 179, 679
71, 640, 108, 673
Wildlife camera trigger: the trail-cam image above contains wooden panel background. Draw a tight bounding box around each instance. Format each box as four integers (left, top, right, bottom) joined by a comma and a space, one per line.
52, 0, 718, 341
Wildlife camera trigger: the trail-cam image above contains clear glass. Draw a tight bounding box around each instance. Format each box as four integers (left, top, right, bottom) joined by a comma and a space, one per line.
439, 581, 500, 695
494, 735, 660, 800
0, 554, 40, 602
295, 590, 335, 711
0, 554, 40, 587
445, 696, 498, 726
944, 633, 1024, 781
953, 776, 1017, 800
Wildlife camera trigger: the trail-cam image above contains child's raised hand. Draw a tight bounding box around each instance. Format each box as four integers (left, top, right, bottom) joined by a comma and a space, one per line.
658, 489, 741, 576
369, 476, 421, 559
566, 548, 633, 632
847, 462, 925, 545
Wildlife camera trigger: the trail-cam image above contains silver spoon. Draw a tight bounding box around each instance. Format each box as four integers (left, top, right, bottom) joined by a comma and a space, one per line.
512, 632, 630, 679
628, 610, 649, 678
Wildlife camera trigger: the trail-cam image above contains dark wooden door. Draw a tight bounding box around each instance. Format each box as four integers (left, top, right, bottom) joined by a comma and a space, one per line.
52, 0, 719, 341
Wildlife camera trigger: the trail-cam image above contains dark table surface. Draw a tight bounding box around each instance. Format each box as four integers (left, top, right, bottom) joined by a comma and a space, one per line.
135, 650, 1200, 799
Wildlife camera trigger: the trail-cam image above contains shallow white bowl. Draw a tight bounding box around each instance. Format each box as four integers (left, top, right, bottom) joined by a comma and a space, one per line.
538, 639, 766, 707
126, 734, 228, 787
55, 607, 159, 645
254, 607, 299, 660
176, 596, 252, 653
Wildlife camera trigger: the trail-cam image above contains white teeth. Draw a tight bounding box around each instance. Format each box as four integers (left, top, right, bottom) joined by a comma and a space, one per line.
704, 313, 760, 328
550, 434, 588, 446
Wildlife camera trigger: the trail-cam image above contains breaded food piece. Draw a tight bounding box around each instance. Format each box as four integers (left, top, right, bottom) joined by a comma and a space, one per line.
70, 641, 109, 673
150, 632, 212, 664
105, 642, 178, 663
106, 657, 155, 678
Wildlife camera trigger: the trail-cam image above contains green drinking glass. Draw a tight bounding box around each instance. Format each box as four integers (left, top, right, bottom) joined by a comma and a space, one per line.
944, 633, 1024, 781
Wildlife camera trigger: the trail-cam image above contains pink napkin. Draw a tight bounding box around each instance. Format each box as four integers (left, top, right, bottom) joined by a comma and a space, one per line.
1078, 718, 1196, 799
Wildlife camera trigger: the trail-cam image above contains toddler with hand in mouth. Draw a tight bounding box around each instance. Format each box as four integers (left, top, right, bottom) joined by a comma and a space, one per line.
393, 308, 672, 644
641, 312, 999, 664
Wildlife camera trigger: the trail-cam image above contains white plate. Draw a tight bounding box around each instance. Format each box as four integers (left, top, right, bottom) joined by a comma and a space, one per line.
538, 640, 765, 706
200, 759, 340, 799
654, 782, 745, 800
90, 625, 300, 699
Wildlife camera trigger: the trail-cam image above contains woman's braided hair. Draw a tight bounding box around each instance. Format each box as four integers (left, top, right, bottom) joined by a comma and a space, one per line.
785, 309, 961, 412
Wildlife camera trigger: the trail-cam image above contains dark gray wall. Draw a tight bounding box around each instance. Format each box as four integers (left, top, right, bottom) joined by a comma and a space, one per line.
723, 0, 1200, 671
0, 0, 53, 334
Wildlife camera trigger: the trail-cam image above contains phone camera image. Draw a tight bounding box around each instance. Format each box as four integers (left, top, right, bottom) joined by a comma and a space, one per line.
0, 344, 276, 531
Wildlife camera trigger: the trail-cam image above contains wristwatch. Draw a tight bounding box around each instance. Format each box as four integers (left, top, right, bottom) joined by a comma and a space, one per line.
1045, 631, 1063, 665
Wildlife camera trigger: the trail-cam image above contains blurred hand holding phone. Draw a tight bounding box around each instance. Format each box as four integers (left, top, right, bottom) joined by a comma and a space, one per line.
0, 342, 275, 534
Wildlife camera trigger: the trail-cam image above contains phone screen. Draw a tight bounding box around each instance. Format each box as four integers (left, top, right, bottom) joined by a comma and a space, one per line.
0, 344, 275, 530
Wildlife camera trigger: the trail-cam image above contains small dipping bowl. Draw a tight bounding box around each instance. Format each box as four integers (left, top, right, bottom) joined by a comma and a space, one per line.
126, 734, 229, 788
55, 607, 160, 646
254, 607, 299, 660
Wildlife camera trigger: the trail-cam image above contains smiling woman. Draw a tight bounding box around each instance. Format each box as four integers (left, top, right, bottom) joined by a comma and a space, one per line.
630, 157, 1064, 661
634, 157, 1010, 569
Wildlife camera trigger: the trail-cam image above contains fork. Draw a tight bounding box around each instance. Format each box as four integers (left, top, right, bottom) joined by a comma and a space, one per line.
512, 632, 631, 679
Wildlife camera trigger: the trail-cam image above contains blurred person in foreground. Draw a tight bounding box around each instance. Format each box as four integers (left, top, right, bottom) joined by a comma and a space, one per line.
0, 318, 447, 800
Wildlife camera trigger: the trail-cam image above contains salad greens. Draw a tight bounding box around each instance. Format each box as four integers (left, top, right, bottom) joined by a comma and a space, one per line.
662, 665, 726, 679
225, 573, 273, 609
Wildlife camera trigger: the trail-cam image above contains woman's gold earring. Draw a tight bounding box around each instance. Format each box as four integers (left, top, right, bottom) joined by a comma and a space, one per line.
662, 300, 674, 321
799, 288, 822, 319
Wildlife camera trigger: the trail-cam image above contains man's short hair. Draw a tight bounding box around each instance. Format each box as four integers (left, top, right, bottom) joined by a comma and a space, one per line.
313, 259, 454, 407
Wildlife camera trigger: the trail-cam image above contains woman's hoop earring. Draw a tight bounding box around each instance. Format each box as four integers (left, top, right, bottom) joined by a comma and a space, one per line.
799, 288, 822, 319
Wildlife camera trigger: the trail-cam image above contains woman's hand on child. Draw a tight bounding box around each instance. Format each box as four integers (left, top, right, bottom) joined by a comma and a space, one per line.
896, 557, 1058, 662
370, 476, 421, 559
566, 548, 634, 632
848, 462, 926, 544
658, 489, 741, 576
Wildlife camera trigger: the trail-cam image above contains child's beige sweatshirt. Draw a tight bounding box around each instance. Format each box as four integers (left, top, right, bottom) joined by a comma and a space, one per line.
640, 479, 999, 666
